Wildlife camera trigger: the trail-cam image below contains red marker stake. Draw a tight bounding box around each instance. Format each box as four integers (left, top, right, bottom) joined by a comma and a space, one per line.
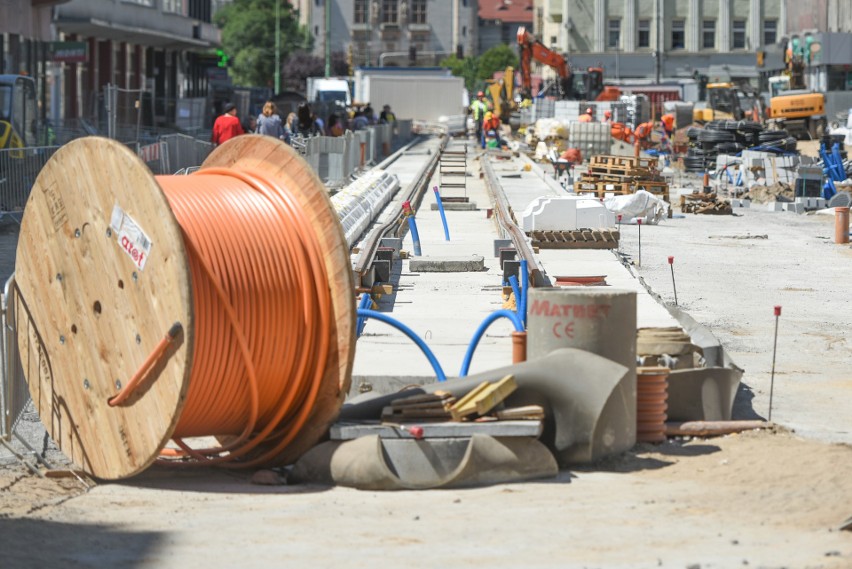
637, 217, 643, 267
768, 305, 781, 422
617, 214, 623, 252
668, 256, 678, 306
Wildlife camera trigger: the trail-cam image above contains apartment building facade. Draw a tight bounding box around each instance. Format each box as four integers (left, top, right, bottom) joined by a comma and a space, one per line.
308, 0, 479, 68
536, 0, 787, 80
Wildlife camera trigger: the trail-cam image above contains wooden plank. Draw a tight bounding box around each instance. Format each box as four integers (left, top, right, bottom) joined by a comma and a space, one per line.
473, 375, 518, 415
449, 381, 491, 420
495, 405, 546, 421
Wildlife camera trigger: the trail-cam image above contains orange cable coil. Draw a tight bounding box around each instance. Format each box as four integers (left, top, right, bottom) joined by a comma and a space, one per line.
152, 166, 334, 467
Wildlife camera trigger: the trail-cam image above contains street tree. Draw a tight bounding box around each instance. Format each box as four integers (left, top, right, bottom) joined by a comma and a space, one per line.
214, 0, 312, 87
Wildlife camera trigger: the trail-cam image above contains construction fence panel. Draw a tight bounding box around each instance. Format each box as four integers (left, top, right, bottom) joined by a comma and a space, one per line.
159, 133, 213, 174
0, 146, 60, 217
2, 276, 28, 442
395, 119, 413, 141
343, 132, 361, 178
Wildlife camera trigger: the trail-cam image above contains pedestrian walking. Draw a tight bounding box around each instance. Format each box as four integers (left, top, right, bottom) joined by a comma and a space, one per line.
257, 101, 286, 140
212, 102, 244, 146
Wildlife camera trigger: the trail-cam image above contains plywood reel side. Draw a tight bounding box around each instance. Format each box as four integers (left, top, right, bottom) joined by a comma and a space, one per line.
15, 137, 194, 479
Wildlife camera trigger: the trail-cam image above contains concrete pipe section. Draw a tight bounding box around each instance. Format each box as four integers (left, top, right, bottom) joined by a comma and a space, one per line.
526, 287, 637, 460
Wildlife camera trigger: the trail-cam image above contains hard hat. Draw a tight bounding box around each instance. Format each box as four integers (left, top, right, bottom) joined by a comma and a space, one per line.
477, 91, 485, 97
484, 111, 493, 120
585, 107, 593, 114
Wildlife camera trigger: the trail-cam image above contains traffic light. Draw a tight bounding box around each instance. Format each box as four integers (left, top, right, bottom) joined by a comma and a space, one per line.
216, 49, 230, 68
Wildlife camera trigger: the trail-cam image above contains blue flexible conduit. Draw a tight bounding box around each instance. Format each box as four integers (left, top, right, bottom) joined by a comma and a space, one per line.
355, 293, 373, 337
508, 275, 522, 313
356, 308, 447, 382
459, 310, 525, 377
407, 214, 422, 256
433, 186, 451, 241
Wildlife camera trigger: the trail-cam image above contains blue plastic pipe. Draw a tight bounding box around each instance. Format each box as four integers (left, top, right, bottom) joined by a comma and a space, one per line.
356, 308, 446, 382
355, 293, 373, 337
407, 214, 422, 256
459, 310, 525, 377
508, 275, 522, 313
519, 259, 529, 328
433, 186, 451, 241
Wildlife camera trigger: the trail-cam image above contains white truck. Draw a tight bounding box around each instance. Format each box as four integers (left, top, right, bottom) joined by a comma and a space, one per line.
306, 77, 352, 108
353, 68, 466, 122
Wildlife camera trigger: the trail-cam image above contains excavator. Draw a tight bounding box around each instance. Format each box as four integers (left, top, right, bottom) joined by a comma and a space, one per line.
766, 40, 826, 138
516, 26, 621, 102
517, 26, 620, 103
487, 66, 516, 124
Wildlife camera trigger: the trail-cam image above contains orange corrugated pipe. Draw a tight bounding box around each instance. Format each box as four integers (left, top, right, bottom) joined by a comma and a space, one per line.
144, 166, 334, 468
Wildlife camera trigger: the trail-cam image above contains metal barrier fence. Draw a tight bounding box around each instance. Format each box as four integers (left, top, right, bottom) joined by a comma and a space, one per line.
1, 276, 27, 442
0, 147, 61, 217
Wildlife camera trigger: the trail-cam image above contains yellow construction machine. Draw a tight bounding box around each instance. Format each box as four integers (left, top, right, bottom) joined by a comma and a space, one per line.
693, 82, 761, 123
0, 75, 38, 150
766, 53, 826, 138
487, 66, 517, 124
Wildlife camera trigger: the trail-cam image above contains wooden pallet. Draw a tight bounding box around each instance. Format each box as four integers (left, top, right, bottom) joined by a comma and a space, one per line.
589, 155, 658, 170
576, 179, 669, 201
527, 228, 620, 249
587, 165, 656, 178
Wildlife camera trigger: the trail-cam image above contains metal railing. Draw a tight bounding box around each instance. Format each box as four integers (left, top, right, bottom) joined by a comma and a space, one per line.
1, 275, 27, 441
0, 146, 61, 218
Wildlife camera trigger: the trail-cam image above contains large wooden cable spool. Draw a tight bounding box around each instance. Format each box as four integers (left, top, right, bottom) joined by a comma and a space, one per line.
14, 136, 355, 479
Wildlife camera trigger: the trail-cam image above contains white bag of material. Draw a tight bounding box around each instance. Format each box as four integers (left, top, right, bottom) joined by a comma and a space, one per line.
604, 189, 669, 225
533, 118, 569, 139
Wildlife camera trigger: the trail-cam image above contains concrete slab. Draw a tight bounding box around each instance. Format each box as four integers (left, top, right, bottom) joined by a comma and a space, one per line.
409, 255, 485, 272
430, 202, 478, 211
330, 420, 543, 440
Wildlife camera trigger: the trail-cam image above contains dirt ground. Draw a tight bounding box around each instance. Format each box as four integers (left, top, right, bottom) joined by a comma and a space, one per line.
2, 162, 851, 568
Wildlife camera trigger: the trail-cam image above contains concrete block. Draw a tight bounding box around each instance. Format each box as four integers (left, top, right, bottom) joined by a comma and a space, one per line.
430, 202, 478, 211
493, 239, 512, 257
731, 199, 751, 208
521, 196, 614, 232
796, 197, 827, 210
380, 237, 402, 258
766, 201, 784, 212
409, 255, 485, 273
330, 420, 543, 440
782, 202, 804, 214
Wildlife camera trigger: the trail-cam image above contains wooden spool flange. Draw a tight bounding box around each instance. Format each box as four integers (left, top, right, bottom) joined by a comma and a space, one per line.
15, 136, 354, 479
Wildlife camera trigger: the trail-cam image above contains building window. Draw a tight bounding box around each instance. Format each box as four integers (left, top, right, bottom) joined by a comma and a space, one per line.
764, 20, 777, 46
463, 26, 467, 37
608, 19, 621, 49
702, 20, 715, 49
354, 0, 368, 24
672, 20, 685, 50
382, 0, 398, 24
733, 20, 746, 49
638, 19, 650, 48
411, 0, 427, 24
162, 0, 183, 14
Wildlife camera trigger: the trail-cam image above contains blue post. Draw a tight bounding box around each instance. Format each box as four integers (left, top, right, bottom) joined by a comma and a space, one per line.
459, 310, 525, 377
433, 186, 451, 241
357, 308, 447, 382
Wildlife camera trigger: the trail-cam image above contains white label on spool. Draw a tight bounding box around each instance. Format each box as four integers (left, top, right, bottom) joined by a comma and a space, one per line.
110, 204, 153, 271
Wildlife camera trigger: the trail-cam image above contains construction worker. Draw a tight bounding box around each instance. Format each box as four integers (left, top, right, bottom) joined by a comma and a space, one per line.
661, 113, 675, 137
578, 107, 594, 123
602, 110, 612, 124
482, 111, 501, 145
470, 91, 488, 141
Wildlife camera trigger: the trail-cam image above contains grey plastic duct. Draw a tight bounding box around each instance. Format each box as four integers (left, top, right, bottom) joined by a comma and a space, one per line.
340, 347, 630, 466
525, 288, 637, 457
290, 434, 558, 490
